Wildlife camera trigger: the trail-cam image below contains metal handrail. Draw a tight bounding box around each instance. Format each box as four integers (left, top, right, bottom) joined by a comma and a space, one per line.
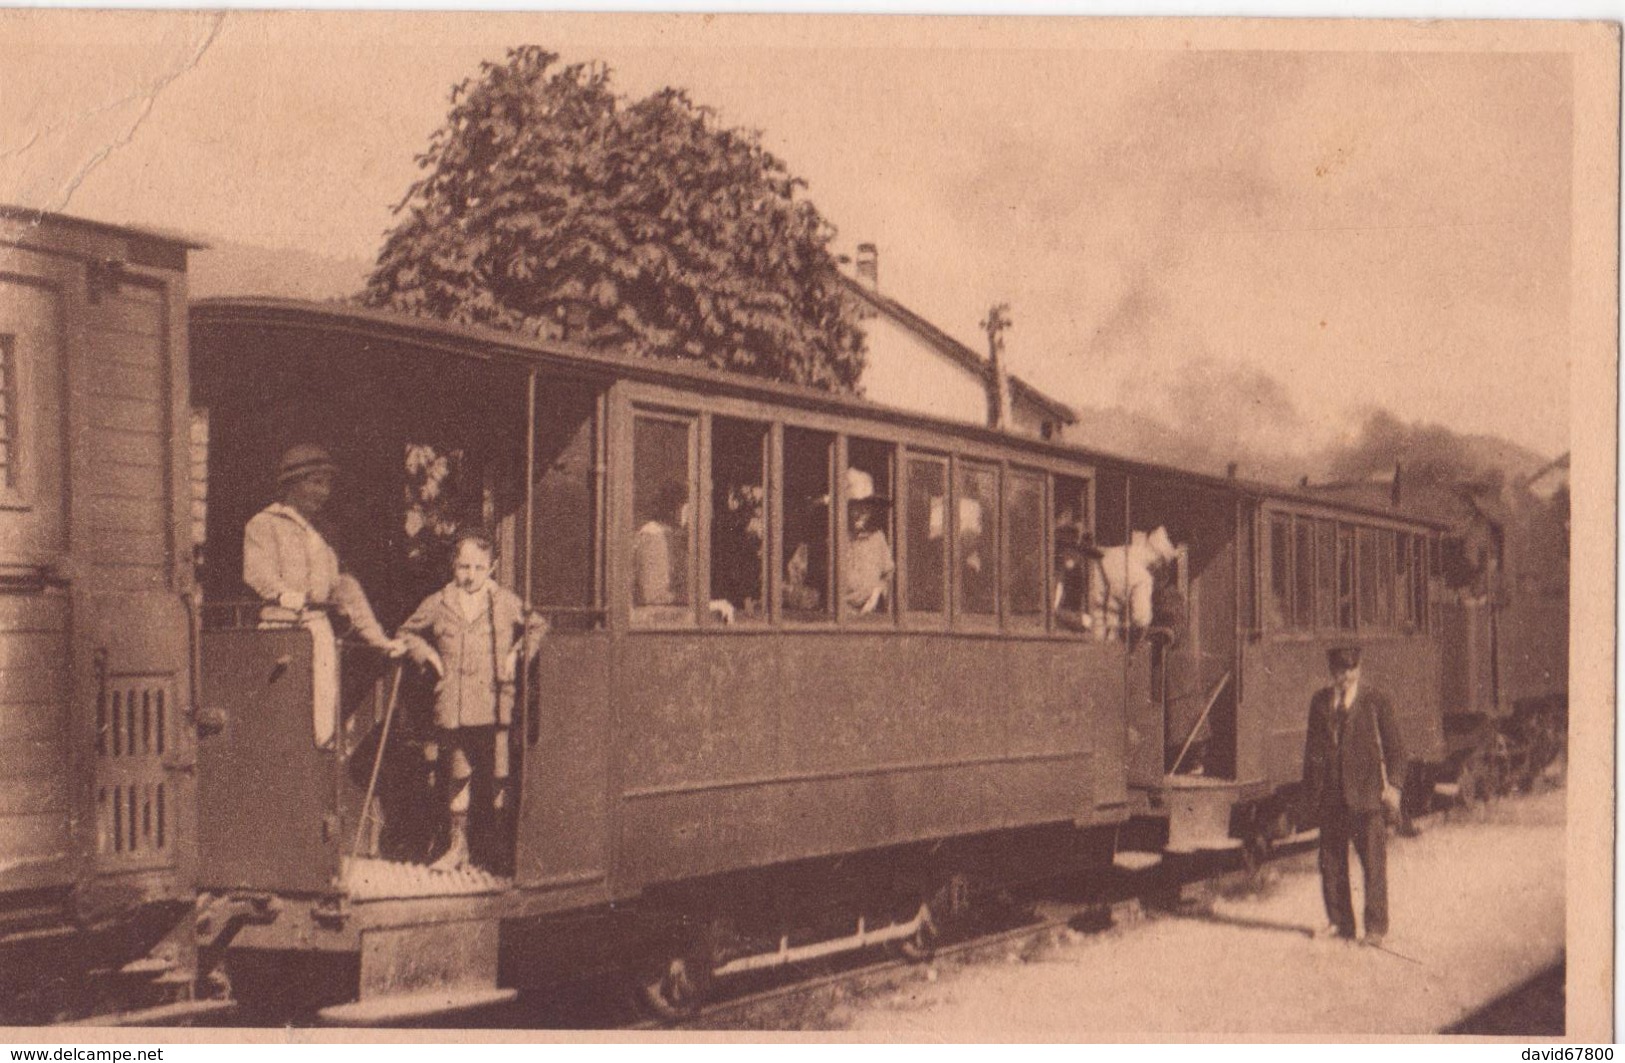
202, 597, 607, 634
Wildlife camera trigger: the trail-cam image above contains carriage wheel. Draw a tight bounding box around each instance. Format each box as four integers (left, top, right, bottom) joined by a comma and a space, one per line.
893, 869, 971, 961
893, 903, 939, 962
1242, 829, 1273, 876
638, 953, 712, 1023
635, 926, 718, 1024
1456, 754, 1485, 811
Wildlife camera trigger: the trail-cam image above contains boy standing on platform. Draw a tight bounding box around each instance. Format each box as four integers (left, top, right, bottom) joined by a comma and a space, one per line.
399, 531, 544, 872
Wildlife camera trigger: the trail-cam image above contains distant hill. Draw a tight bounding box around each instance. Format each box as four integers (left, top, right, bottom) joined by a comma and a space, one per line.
189, 239, 371, 302
1308, 409, 1553, 492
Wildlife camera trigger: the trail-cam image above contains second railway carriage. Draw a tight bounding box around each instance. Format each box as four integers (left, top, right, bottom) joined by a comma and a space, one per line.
1092, 465, 1449, 855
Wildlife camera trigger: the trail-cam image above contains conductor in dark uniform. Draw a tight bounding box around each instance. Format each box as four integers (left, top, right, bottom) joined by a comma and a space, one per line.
1301, 646, 1405, 946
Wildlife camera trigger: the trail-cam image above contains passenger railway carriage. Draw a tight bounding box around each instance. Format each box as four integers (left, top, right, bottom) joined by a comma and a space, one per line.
0, 210, 1566, 1024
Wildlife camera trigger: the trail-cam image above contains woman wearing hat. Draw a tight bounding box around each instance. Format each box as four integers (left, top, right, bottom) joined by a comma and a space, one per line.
243, 444, 405, 744
841, 468, 894, 615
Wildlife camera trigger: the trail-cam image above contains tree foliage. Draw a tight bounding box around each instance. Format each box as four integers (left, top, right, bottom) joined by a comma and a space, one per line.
364, 46, 866, 391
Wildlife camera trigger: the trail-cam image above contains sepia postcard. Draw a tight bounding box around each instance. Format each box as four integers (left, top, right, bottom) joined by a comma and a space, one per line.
0, 9, 1614, 1044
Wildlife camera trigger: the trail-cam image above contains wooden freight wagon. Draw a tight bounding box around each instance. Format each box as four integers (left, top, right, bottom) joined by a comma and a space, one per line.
0, 209, 201, 1019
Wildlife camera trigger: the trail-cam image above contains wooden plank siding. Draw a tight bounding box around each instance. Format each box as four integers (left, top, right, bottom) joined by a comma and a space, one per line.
0, 597, 70, 893
80, 295, 171, 590
0, 214, 196, 922
0, 813, 73, 890
83, 361, 163, 403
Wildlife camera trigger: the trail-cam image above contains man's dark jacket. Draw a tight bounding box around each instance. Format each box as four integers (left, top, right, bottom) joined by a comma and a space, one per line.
1301, 685, 1407, 813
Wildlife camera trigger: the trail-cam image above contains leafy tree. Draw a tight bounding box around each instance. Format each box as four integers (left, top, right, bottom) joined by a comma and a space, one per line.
364, 46, 866, 391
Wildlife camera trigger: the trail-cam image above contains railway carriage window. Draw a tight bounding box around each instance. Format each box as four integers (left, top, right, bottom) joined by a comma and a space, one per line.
1336, 525, 1356, 629
0, 335, 15, 490
1052, 475, 1093, 630
1292, 517, 1315, 630
782, 427, 834, 620
403, 443, 474, 582
532, 381, 603, 629
631, 414, 696, 624
1005, 469, 1046, 621
1412, 535, 1429, 630
905, 456, 947, 615
1427, 535, 1442, 634
1396, 533, 1417, 632
843, 438, 895, 618
710, 418, 769, 622
1381, 529, 1399, 627
1315, 520, 1337, 630
1267, 515, 1292, 630
1357, 527, 1382, 629
956, 461, 998, 617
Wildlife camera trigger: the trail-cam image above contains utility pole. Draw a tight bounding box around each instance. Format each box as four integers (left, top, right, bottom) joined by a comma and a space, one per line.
981, 302, 1013, 431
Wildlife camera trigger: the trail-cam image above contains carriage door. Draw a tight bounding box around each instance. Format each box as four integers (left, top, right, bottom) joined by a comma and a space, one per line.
1156, 545, 1203, 773
514, 377, 611, 889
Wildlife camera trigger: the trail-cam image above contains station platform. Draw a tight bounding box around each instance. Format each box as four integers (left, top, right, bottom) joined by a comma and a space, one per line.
840, 786, 1568, 1037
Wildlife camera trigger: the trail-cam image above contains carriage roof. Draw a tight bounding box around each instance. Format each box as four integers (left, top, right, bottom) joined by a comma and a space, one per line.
190, 296, 1450, 532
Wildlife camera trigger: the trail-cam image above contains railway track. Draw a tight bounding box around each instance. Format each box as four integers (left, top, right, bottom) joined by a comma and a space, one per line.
630, 835, 1326, 1031
88, 803, 1527, 1031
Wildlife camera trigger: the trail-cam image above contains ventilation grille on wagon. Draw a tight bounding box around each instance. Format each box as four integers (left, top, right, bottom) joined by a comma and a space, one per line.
94, 673, 176, 869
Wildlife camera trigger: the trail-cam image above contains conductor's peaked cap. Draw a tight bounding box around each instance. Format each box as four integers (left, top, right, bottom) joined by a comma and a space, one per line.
1327, 646, 1363, 671
276, 443, 338, 486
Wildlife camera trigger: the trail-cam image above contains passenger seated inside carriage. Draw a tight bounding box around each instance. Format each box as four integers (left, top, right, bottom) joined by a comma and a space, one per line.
1052, 516, 1099, 633
842, 469, 894, 615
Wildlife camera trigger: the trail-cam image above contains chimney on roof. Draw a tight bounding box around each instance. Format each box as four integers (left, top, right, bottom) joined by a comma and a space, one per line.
855, 243, 879, 289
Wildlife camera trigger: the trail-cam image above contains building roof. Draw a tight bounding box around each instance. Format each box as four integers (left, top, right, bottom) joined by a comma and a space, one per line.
837, 275, 1078, 426
0, 205, 207, 250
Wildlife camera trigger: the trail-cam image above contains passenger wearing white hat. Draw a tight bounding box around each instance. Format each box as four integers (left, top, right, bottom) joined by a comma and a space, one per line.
1087, 524, 1179, 640
841, 467, 894, 614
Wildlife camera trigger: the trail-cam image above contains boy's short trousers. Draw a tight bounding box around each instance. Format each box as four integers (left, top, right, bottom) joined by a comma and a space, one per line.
437, 724, 510, 782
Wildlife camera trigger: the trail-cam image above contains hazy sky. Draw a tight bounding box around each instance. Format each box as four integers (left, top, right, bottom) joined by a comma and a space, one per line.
1, 12, 1577, 458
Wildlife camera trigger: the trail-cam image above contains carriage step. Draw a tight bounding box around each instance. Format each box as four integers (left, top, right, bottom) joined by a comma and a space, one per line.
318, 986, 517, 1026
118, 957, 175, 978
67, 999, 237, 1027
1113, 851, 1163, 872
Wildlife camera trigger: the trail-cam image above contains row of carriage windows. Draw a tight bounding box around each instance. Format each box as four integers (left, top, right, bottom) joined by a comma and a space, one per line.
630, 411, 1089, 629
1265, 512, 1433, 635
